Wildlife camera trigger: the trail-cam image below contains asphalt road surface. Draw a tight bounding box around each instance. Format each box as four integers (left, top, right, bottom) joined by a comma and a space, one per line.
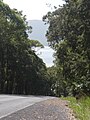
0, 95, 53, 119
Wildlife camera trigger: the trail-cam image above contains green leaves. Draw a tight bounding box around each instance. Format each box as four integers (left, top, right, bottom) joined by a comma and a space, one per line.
29, 39, 44, 48
44, 0, 90, 96
0, 0, 49, 95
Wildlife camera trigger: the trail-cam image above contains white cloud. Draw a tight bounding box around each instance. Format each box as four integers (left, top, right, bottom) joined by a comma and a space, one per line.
3, 0, 65, 20
3, 0, 64, 67
36, 46, 55, 67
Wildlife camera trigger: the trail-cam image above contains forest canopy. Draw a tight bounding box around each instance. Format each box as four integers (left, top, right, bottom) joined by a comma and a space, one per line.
0, 0, 50, 95
43, 0, 90, 96
0, 0, 90, 97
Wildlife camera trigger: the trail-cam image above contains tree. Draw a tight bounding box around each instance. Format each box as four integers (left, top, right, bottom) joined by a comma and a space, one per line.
43, 0, 90, 96
0, 1, 49, 95
29, 39, 44, 48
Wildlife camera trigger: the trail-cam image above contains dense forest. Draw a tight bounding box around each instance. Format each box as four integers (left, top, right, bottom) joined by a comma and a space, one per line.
43, 0, 90, 97
0, 0, 90, 97
0, 0, 50, 95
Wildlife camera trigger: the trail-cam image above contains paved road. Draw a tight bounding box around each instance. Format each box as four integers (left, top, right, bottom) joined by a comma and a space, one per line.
0, 95, 53, 119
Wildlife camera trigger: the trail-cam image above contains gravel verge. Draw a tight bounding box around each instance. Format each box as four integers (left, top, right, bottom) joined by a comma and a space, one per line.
0, 98, 76, 120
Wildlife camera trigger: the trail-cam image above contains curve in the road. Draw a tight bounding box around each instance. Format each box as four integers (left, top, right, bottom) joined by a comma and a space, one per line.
0, 95, 54, 119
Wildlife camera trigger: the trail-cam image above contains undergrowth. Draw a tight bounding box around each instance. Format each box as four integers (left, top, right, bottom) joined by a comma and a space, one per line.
62, 96, 90, 120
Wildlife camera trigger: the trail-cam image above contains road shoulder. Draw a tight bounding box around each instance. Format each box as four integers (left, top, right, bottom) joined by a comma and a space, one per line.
0, 98, 76, 120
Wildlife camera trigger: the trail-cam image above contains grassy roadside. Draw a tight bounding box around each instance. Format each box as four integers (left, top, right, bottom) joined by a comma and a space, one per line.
62, 96, 90, 120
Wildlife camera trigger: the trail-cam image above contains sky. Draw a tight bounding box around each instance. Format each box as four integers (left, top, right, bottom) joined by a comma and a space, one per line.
3, 0, 65, 20
35, 46, 55, 67
3, 0, 64, 67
